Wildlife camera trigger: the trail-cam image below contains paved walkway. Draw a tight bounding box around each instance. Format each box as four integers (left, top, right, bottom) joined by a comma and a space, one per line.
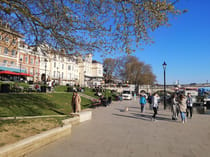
27, 99, 210, 157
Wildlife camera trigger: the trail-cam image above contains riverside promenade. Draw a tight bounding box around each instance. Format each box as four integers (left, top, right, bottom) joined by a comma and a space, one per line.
27, 99, 210, 157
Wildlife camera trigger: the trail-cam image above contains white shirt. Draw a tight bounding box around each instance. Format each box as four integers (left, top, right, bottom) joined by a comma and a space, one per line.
152, 96, 159, 108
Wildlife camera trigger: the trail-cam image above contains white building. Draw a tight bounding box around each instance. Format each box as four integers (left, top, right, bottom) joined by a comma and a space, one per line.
78, 53, 103, 87
91, 60, 103, 86
39, 49, 79, 85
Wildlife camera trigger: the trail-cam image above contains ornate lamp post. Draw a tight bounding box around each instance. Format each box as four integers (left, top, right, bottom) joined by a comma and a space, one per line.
19, 58, 22, 81
44, 58, 47, 84
162, 61, 167, 110
104, 68, 107, 99
57, 67, 60, 85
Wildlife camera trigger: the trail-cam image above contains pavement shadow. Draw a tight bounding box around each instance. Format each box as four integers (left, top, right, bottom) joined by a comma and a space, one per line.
112, 113, 151, 121
141, 110, 172, 117
112, 112, 177, 123
115, 108, 140, 113
128, 107, 140, 109
131, 113, 174, 122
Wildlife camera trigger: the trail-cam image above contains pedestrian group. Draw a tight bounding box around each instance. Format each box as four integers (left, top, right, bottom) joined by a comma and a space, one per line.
139, 92, 193, 123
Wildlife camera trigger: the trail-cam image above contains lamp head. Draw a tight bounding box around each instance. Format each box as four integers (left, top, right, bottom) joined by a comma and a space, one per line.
162, 61, 167, 70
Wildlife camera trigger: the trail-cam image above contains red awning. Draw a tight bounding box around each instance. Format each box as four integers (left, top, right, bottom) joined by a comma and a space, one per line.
0, 71, 33, 77
19, 73, 33, 77
0, 71, 19, 75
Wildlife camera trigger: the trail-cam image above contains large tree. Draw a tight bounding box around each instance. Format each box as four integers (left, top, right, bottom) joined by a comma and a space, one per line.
116, 55, 156, 85
103, 58, 116, 83
0, 0, 185, 55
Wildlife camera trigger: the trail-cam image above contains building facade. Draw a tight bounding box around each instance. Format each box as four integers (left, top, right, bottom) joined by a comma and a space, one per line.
18, 41, 40, 82
0, 22, 24, 81
0, 22, 103, 86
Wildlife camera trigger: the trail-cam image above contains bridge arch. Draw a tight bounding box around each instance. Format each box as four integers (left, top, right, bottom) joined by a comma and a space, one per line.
152, 89, 174, 95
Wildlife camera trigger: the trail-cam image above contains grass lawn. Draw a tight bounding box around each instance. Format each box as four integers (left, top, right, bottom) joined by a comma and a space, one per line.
83, 87, 99, 98
0, 93, 92, 117
0, 117, 68, 147
53, 85, 68, 92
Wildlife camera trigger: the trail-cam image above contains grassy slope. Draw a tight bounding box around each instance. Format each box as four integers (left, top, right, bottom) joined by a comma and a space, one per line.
0, 93, 92, 117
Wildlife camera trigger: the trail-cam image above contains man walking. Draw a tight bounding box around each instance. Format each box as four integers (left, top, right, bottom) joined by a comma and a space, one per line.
152, 93, 160, 121
186, 93, 193, 118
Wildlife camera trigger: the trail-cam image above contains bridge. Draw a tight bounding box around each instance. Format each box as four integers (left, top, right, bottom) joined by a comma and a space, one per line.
106, 84, 175, 94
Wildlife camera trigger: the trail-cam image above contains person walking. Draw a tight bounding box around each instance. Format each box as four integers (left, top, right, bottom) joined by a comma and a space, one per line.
186, 93, 193, 118
71, 92, 77, 113
134, 92, 137, 100
147, 93, 153, 110
179, 94, 187, 124
71, 92, 81, 113
171, 93, 178, 120
152, 93, 160, 121
140, 94, 147, 113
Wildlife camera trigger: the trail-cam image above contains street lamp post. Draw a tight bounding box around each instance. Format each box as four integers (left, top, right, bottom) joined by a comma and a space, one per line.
104, 68, 107, 99
44, 59, 47, 84
19, 58, 22, 82
57, 67, 60, 85
162, 61, 167, 110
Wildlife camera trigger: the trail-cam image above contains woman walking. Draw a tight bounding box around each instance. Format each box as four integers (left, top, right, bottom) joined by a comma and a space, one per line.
179, 94, 187, 124
171, 93, 179, 120
71, 91, 81, 113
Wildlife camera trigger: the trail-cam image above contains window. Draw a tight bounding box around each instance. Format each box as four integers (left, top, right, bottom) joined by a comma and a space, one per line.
5, 37, 9, 43
10, 61, 14, 65
0, 35, 2, 40
12, 39, 16, 45
25, 56, 28, 64
68, 65, 71, 70
30, 68, 33, 75
62, 64, 64, 69
54, 62, 56, 68
30, 57, 34, 64
53, 71, 56, 77
11, 50, 16, 56
35, 69, 38, 75
36, 58, 39, 65
20, 55, 23, 62
3, 60, 7, 64
4, 48, 8, 55
62, 72, 64, 79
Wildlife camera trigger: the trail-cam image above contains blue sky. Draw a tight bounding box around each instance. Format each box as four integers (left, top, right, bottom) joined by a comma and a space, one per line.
93, 0, 210, 85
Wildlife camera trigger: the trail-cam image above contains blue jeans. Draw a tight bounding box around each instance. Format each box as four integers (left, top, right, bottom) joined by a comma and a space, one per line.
180, 112, 186, 121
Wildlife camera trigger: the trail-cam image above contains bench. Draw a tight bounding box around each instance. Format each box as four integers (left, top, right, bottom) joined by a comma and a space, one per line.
91, 99, 102, 108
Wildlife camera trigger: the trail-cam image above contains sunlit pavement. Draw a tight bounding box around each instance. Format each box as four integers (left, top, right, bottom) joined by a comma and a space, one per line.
27, 99, 210, 157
